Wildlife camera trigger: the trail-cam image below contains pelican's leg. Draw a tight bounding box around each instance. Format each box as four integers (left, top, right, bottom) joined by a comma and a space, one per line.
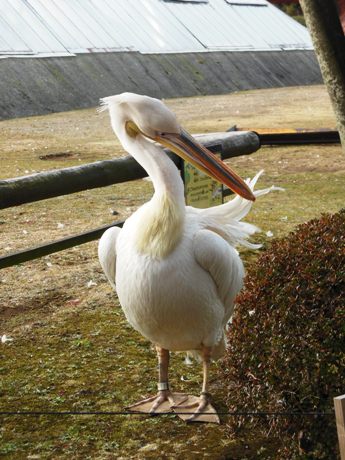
149, 346, 171, 413
173, 346, 220, 424
126, 346, 187, 414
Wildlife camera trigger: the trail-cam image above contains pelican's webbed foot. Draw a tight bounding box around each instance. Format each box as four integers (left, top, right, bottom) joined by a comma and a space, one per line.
126, 390, 188, 415
172, 392, 220, 424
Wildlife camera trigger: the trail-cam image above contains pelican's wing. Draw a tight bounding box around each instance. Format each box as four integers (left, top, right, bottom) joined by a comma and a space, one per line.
193, 229, 245, 324
190, 171, 282, 323
98, 226, 121, 290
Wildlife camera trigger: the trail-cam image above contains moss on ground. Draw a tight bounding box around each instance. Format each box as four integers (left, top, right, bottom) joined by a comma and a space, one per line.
0, 296, 281, 459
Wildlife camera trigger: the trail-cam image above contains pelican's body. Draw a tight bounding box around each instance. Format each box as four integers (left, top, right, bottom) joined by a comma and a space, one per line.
115, 202, 243, 354
98, 93, 277, 422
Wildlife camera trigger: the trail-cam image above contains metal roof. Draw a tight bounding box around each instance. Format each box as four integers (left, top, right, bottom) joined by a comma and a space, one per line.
0, 0, 313, 57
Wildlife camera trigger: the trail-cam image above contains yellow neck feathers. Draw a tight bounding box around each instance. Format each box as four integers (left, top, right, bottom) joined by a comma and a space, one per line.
135, 193, 184, 259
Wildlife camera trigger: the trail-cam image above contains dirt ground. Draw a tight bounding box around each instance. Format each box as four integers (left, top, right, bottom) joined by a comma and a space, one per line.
0, 85, 345, 459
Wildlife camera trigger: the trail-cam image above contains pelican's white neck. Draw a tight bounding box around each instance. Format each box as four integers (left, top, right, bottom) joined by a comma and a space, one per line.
136, 136, 185, 202
125, 134, 185, 259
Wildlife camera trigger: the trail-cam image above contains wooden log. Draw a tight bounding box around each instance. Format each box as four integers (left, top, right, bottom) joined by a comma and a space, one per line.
335, 395, 345, 460
0, 131, 259, 209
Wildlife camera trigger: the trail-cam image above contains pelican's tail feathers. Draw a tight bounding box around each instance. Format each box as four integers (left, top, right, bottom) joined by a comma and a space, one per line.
213, 170, 283, 222
192, 170, 283, 249
185, 335, 226, 363
210, 335, 226, 360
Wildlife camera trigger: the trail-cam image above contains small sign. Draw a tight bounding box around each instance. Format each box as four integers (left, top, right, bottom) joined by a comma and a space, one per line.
183, 157, 223, 208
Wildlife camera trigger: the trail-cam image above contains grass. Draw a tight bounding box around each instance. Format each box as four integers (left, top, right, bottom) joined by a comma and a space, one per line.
0, 85, 345, 459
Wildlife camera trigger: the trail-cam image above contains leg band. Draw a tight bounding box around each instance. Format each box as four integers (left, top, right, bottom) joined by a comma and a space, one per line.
201, 391, 211, 397
157, 382, 169, 391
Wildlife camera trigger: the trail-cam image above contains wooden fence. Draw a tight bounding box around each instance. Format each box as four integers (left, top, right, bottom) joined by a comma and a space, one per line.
0, 131, 259, 269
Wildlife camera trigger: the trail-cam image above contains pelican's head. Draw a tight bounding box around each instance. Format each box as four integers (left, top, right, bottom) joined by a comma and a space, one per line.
100, 92, 255, 201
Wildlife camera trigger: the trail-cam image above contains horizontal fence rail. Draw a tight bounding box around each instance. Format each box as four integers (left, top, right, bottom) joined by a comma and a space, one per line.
0, 221, 124, 269
258, 129, 340, 145
229, 126, 341, 145
0, 131, 260, 210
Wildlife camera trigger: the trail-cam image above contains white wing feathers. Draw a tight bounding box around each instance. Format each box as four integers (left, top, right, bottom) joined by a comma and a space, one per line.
190, 171, 281, 359
189, 170, 283, 249
98, 226, 121, 289
193, 229, 244, 308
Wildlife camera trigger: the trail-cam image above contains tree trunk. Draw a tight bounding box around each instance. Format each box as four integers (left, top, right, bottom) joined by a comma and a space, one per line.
300, 0, 345, 153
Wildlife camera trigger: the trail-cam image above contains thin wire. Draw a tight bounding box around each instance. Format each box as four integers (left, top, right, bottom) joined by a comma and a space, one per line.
0, 410, 333, 417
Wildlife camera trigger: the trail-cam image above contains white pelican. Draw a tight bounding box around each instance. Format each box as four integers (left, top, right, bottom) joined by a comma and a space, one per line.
98, 93, 275, 423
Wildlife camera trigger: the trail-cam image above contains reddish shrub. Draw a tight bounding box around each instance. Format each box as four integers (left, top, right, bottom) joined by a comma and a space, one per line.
221, 210, 345, 459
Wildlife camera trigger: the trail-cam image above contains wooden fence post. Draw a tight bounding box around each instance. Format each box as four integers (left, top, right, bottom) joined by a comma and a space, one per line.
334, 395, 345, 460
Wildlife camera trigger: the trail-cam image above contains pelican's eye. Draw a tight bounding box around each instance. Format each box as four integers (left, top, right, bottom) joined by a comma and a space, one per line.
159, 132, 175, 137
125, 120, 140, 138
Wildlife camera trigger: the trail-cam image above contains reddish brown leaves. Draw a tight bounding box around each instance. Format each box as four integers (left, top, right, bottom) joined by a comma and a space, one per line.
221, 210, 345, 458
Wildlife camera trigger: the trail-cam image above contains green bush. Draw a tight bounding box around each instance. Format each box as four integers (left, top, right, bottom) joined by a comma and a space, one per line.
221, 210, 345, 459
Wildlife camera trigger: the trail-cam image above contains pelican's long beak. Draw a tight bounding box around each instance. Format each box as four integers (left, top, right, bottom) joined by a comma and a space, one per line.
155, 128, 255, 202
